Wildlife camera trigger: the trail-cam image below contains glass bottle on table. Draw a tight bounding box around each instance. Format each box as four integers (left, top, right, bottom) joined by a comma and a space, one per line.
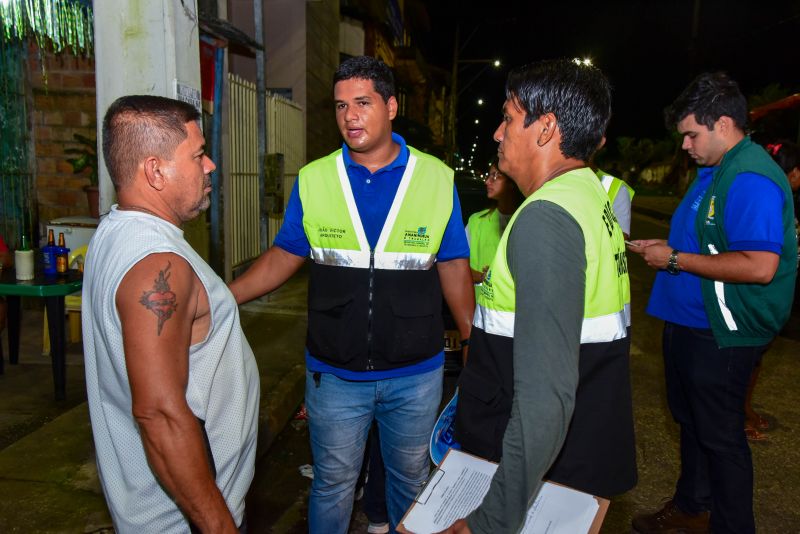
15, 232, 35, 280
56, 232, 69, 274
42, 229, 57, 275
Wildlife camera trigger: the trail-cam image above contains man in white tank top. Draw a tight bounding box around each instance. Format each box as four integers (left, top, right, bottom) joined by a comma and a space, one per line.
83, 95, 259, 533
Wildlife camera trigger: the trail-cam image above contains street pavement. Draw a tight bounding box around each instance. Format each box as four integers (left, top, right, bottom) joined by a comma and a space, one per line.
0, 196, 798, 533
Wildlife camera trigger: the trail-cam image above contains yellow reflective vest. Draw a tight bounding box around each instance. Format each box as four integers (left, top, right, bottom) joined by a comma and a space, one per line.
476, 167, 631, 343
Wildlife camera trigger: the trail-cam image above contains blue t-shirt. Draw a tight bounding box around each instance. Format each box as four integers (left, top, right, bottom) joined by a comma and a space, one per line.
273, 132, 469, 380
646, 168, 785, 328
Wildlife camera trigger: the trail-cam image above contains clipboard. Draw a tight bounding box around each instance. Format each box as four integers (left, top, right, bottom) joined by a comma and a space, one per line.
397, 449, 609, 534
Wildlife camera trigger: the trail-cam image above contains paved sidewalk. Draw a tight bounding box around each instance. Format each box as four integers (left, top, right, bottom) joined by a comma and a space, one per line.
0, 273, 308, 533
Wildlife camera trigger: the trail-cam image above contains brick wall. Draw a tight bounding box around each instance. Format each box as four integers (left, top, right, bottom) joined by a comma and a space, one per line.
27, 45, 97, 226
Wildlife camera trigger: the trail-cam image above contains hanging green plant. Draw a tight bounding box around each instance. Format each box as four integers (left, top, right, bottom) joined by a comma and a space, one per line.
0, 0, 93, 56
64, 132, 97, 187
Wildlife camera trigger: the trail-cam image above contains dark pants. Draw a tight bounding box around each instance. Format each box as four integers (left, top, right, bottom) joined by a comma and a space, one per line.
663, 322, 766, 534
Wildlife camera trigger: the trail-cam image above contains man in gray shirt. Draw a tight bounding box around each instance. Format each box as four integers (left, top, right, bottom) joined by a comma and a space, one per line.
447, 59, 637, 533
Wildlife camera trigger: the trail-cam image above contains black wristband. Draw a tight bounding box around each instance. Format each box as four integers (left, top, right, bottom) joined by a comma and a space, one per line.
460, 338, 470, 348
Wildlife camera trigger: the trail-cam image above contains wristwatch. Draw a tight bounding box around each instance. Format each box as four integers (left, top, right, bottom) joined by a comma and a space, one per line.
666, 249, 680, 275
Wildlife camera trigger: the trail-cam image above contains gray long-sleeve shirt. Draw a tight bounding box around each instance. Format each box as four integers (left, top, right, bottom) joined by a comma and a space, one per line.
467, 199, 586, 534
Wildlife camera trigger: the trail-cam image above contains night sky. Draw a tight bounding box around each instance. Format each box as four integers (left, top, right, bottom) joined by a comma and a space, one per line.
415, 0, 800, 170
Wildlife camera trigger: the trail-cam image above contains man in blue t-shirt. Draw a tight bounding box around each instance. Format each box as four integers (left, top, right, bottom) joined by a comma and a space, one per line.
230, 56, 473, 533
629, 73, 796, 534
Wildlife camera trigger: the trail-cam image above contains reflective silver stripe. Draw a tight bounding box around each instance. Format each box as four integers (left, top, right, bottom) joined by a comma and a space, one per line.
374, 251, 435, 270
600, 174, 614, 193
310, 247, 370, 268
707, 244, 738, 331
580, 310, 628, 343
473, 304, 515, 338
336, 154, 371, 253
375, 154, 417, 252
474, 303, 629, 343
624, 302, 632, 328
310, 248, 434, 270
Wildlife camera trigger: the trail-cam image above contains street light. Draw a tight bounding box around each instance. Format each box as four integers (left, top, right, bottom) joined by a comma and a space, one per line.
447, 25, 503, 165
477, 98, 484, 105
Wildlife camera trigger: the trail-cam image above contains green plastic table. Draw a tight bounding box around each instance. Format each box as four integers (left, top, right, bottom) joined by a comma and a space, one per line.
0, 268, 83, 400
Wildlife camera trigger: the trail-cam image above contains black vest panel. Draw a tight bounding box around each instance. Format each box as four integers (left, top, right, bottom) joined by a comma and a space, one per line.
454, 327, 513, 462
455, 327, 637, 498
306, 262, 444, 371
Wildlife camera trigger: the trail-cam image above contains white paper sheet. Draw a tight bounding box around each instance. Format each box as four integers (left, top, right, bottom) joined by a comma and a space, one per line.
399, 449, 600, 534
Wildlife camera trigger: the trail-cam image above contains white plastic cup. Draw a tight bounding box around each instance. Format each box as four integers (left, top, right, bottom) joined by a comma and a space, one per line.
14, 249, 35, 280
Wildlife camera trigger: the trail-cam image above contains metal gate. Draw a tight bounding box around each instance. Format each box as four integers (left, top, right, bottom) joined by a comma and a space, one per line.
226, 73, 305, 274
227, 74, 260, 271
266, 92, 305, 242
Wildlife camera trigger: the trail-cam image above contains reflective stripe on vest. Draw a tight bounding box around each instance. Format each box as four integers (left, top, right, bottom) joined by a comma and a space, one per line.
300, 148, 453, 270
597, 170, 635, 204
707, 243, 738, 331
474, 167, 630, 344
474, 300, 631, 343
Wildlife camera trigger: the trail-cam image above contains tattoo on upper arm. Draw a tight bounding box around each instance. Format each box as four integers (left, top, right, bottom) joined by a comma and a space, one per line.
139, 262, 178, 335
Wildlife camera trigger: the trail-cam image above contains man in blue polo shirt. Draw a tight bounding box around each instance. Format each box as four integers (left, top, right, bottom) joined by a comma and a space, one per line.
629, 72, 796, 534
230, 56, 473, 534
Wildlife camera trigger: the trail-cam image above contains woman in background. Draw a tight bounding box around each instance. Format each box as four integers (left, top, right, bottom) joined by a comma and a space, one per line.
466, 162, 524, 292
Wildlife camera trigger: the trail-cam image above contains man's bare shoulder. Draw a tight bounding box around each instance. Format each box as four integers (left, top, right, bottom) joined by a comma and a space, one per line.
116, 252, 206, 337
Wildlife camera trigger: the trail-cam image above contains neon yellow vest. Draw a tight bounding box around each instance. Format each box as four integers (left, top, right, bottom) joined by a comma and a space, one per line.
596, 169, 635, 203
467, 208, 502, 273
298, 146, 453, 270
475, 167, 631, 343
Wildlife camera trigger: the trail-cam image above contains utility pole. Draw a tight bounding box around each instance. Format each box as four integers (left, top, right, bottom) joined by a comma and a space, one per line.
448, 24, 460, 167
254, 0, 268, 253
94, 0, 202, 215
447, 24, 500, 170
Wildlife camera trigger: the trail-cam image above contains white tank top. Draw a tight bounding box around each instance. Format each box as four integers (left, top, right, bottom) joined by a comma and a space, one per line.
83, 206, 260, 533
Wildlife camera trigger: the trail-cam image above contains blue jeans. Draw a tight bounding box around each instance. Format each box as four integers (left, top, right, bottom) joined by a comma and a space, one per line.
305, 367, 443, 534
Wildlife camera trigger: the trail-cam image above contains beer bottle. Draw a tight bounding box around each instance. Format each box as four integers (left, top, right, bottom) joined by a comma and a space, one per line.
56, 232, 69, 273
42, 229, 57, 275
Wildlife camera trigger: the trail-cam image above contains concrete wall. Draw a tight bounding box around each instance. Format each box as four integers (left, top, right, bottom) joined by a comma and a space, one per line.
27, 48, 97, 226
93, 0, 205, 258
305, 0, 341, 161
262, 0, 306, 108
226, 0, 259, 82
93, 0, 202, 214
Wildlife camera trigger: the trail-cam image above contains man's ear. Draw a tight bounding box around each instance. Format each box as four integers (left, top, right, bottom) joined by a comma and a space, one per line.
537, 112, 558, 147
716, 115, 738, 137
143, 156, 167, 191
387, 96, 398, 121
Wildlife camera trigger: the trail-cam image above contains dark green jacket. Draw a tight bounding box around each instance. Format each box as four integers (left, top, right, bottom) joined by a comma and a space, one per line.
695, 137, 797, 347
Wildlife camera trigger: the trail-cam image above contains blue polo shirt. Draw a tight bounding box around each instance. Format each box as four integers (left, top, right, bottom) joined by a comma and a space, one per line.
646, 167, 785, 328
274, 133, 469, 380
